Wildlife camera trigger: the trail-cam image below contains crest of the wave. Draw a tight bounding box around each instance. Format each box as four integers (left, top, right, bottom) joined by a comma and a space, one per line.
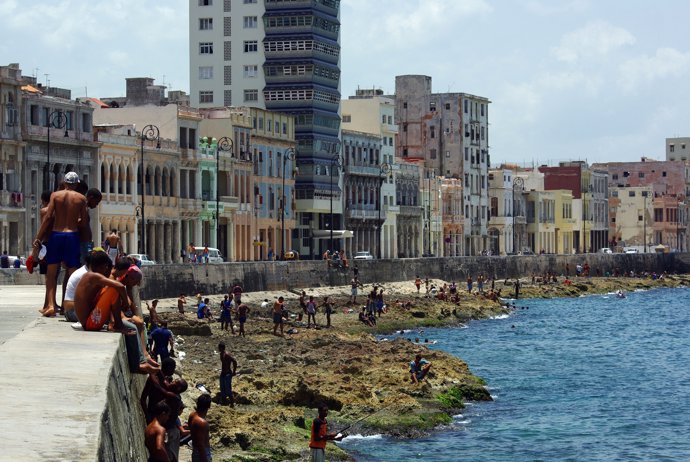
342, 434, 383, 441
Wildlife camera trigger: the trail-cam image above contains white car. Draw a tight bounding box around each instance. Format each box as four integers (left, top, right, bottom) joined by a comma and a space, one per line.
353, 251, 374, 260
127, 254, 156, 265
624, 248, 639, 254
599, 248, 613, 254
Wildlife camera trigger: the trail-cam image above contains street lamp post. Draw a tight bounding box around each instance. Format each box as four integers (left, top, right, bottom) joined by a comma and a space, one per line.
377, 163, 391, 259
512, 176, 524, 254
329, 152, 342, 254
139, 124, 160, 255
214, 136, 234, 252
46, 110, 68, 191
281, 148, 295, 259
426, 169, 435, 256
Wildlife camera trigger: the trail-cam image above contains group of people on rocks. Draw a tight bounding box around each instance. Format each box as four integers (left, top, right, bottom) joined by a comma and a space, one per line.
140, 355, 215, 462
323, 249, 349, 269
191, 284, 251, 337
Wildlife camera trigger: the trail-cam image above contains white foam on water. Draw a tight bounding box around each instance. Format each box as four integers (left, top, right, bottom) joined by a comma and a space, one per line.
342, 434, 383, 441
634, 288, 647, 292
491, 314, 510, 320
455, 419, 471, 425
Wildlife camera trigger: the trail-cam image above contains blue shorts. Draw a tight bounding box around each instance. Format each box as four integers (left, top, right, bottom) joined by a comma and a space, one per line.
46, 231, 81, 268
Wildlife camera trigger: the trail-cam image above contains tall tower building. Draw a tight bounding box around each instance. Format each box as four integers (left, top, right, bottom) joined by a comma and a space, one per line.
189, 0, 342, 259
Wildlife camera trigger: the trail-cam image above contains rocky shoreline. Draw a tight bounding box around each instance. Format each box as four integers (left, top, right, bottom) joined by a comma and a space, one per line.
154, 275, 690, 461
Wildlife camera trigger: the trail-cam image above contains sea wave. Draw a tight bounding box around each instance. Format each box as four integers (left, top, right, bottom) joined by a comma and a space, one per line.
342, 434, 383, 441
491, 314, 510, 320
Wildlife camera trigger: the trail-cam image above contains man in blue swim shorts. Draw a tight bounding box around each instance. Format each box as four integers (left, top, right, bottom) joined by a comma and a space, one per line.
33, 171, 89, 317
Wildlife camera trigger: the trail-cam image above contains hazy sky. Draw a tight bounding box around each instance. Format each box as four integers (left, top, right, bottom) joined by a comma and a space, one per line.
2, 0, 689, 164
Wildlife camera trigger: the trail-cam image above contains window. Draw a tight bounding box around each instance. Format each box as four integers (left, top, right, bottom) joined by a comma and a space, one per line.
683, 144, 687, 150
243, 65, 258, 78
224, 90, 232, 106
224, 41, 231, 60
670, 145, 675, 152
199, 0, 211, 5
258, 117, 264, 129
464, 100, 468, 113
638, 172, 644, 178
430, 149, 437, 159
612, 173, 618, 180
199, 42, 213, 54
402, 123, 407, 132
464, 147, 469, 161
244, 89, 258, 102
199, 18, 213, 30
445, 103, 450, 110
283, 122, 287, 134
481, 103, 485, 116
387, 115, 392, 124
244, 40, 258, 52
403, 102, 407, 109
430, 102, 436, 112
628, 191, 636, 197
243, 16, 258, 28
430, 126, 435, 139
223, 0, 230, 11
244, 0, 257, 3
662, 171, 667, 177
224, 65, 231, 85
199, 91, 213, 104
342, 115, 351, 123
481, 126, 485, 140
381, 115, 386, 124
198, 66, 213, 79
223, 17, 231, 36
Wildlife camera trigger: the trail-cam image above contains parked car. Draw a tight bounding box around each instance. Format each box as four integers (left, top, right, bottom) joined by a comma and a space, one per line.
624, 248, 639, 254
353, 250, 374, 260
193, 247, 224, 263
127, 254, 156, 265
7, 255, 26, 269
284, 250, 300, 261
599, 247, 613, 254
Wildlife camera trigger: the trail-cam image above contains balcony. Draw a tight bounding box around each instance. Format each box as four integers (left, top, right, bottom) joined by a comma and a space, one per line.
345, 164, 384, 177
347, 207, 380, 220
0, 191, 24, 208
265, 0, 339, 16
399, 205, 423, 217
383, 204, 400, 213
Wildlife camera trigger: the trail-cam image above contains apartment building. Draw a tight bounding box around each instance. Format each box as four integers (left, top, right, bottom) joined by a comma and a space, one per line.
189, 0, 343, 260
22, 82, 99, 255
666, 137, 690, 162
396, 161, 423, 258
0, 64, 25, 255
341, 89, 398, 258
540, 162, 608, 253
394, 75, 489, 255
488, 168, 526, 255
595, 158, 688, 251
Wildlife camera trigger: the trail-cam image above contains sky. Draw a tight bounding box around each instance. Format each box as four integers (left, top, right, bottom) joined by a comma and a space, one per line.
1, 0, 689, 165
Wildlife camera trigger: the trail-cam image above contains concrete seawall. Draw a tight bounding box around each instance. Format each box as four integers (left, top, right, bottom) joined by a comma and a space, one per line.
4, 253, 686, 299
0, 306, 146, 462
130, 252, 689, 299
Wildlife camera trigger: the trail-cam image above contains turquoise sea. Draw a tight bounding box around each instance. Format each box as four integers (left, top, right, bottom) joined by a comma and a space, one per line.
340, 287, 690, 461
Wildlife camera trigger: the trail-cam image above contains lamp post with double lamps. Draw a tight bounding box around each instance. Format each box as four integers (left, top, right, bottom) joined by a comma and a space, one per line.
139, 124, 160, 256
213, 137, 234, 250
46, 110, 68, 191
377, 163, 392, 259
329, 150, 342, 254
280, 148, 295, 259
512, 176, 524, 254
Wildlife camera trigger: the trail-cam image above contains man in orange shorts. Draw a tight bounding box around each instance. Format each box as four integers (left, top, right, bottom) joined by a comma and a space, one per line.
74, 251, 158, 374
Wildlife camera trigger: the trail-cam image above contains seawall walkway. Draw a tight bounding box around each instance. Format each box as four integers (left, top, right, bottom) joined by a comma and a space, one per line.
0, 286, 146, 461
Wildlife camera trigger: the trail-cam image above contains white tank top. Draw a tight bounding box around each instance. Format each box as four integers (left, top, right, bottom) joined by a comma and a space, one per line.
64, 265, 89, 302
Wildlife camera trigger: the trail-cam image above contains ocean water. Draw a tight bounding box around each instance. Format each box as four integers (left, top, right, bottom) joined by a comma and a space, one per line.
340, 288, 690, 462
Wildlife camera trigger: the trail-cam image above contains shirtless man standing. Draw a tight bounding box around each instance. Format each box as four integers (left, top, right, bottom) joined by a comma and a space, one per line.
106, 229, 122, 264
34, 172, 88, 317
145, 401, 171, 462
189, 394, 212, 462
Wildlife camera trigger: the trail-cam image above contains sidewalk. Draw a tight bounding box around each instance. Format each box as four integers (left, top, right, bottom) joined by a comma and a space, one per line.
0, 285, 125, 461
